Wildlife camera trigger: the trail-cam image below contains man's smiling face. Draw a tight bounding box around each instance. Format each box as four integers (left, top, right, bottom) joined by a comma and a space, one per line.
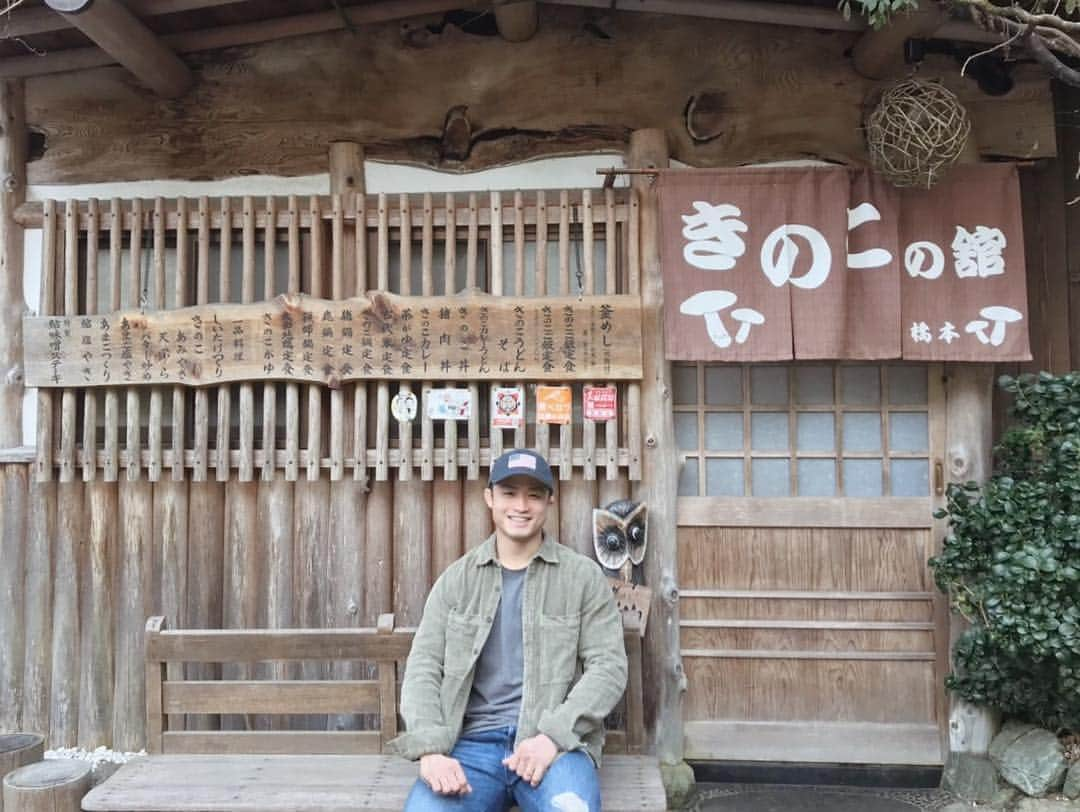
484, 475, 553, 547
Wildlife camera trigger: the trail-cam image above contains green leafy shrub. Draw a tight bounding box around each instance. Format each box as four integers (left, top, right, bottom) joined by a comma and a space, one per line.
930, 372, 1080, 732
837, 0, 919, 29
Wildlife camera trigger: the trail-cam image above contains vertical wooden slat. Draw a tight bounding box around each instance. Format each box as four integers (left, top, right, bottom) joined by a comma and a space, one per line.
191, 197, 210, 483
604, 189, 619, 480
58, 199, 78, 482
397, 193, 414, 481
261, 197, 278, 480
0, 79, 26, 454
628, 189, 642, 481
512, 191, 527, 449
238, 196, 256, 482
103, 199, 123, 483
153, 472, 187, 732
83, 199, 100, 482
126, 198, 143, 482
465, 193, 480, 480
489, 192, 504, 462
444, 193, 459, 480
365, 481, 393, 624
215, 197, 232, 483
432, 478, 463, 578
284, 196, 301, 482
172, 198, 188, 482
50, 478, 83, 746
147, 198, 166, 482
78, 479, 114, 748
558, 191, 572, 480
329, 193, 345, 482
114, 478, 152, 751
463, 477, 492, 549
305, 196, 323, 481
22, 479, 55, 734
375, 194, 390, 482
260, 474, 293, 661
376, 615, 398, 743
184, 481, 224, 731
420, 193, 434, 482
353, 192, 368, 485
35, 199, 56, 482
222, 476, 258, 729
0, 463, 29, 733
582, 191, 597, 481
535, 191, 550, 463
144, 619, 166, 754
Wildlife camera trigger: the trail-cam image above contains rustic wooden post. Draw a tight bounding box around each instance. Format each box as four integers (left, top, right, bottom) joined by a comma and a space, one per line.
0, 735, 43, 812
940, 364, 1001, 801
2, 761, 90, 812
0, 80, 28, 735
627, 129, 693, 806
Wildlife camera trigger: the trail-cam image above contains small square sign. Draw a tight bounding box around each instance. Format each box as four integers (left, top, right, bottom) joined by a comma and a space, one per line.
537, 385, 573, 425
583, 385, 617, 422
491, 386, 525, 429
427, 388, 472, 420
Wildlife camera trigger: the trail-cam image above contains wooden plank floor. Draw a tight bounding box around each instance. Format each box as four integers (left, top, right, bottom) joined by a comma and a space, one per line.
81, 754, 667, 812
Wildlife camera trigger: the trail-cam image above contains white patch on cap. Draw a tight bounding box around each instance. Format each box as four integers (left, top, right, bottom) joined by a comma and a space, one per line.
507, 453, 537, 470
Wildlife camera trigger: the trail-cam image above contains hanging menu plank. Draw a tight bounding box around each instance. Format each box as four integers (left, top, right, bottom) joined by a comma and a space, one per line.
24, 292, 642, 388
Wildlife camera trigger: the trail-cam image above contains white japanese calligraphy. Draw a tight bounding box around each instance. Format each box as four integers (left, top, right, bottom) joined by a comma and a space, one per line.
846, 202, 892, 270
939, 322, 959, 344
761, 225, 832, 289
910, 322, 932, 343
953, 226, 1006, 278
904, 241, 945, 280
681, 202, 748, 271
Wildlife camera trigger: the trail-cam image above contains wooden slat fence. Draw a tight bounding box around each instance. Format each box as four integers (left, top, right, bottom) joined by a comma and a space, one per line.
30, 190, 643, 484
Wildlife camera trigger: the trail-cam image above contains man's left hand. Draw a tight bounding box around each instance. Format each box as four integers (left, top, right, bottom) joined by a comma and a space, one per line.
502, 733, 558, 787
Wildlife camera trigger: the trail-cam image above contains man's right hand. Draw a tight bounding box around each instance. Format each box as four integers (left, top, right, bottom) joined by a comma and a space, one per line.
419, 753, 472, 795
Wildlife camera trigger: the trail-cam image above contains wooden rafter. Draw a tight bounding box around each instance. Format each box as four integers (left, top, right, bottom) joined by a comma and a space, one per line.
43, 0, 193, 97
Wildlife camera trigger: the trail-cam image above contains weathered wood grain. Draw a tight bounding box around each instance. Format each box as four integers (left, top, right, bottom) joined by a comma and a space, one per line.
2, 760, 91, 812
114, 478, 153, 751
0, 80, 25, 450
0, 465, 28, 733
49, 480, 83, 746
23, 11, 1053, 185
79, 480, 116, 749
21, 479, 55, 736
0, 734, 44, 812
393, 480, 431, 625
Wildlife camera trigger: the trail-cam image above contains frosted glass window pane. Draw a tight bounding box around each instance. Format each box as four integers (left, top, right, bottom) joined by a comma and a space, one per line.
752, 458, 790, 496
798, 459, 836, 497
888, 365, 928, 405
705, 367, 742, 405
706, 459, 744, 496
705, 413, 743, 451
841, 366, 881, 406
797, 413, 835, 452
890, 412, 929, 452
843, 413, 882, 453
750, 366, 788, 405
751, 413, 789, 451
795, 366, 834, 405
679, 459, 700, 496
673, 366, 698, 405
675, 413, 699, 451
891, 459, 930, 497
843, 459, 883, 497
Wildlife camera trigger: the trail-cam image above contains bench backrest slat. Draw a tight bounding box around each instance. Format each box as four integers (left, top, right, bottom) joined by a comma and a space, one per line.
162, 680, 382, 715
147, 628, 415, 663
161, 731, 383, 755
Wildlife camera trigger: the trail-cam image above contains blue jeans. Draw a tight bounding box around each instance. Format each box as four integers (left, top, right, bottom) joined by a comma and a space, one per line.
403, 726, 601, 811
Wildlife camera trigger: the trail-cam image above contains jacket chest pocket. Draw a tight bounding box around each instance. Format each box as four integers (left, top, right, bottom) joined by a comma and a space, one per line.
538, 613, 581, 685
444, 610, 482, 678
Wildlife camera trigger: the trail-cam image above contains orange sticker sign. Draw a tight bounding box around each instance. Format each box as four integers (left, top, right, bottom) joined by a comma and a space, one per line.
536, 385, 572, 425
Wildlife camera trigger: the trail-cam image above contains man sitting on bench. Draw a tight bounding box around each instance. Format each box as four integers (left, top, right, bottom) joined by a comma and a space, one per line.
391, 449, 627, 811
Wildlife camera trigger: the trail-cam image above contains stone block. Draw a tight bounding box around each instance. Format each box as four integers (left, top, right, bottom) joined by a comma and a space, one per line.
1014, 798, 1080, 811
991, 721, 1039, 766
998, 728, 1069, 797
944, 752, 1003, 802
1064, 762, 1080, 801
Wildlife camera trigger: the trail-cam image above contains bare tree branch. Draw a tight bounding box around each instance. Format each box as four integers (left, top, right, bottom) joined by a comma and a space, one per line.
953, 0, 1080, 34
1024, 24, 1080, 84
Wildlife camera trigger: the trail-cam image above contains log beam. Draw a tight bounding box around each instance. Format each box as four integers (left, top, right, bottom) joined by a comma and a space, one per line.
43, 0, 193, 98
0, 80, 25, 451
852, 4, 951, 79
628, 128, 693, 808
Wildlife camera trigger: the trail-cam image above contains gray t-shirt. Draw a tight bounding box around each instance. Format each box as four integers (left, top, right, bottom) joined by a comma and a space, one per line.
462, 566, 526, 734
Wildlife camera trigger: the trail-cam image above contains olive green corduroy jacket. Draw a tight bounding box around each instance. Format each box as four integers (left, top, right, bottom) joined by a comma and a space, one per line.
389, 534, 628, 767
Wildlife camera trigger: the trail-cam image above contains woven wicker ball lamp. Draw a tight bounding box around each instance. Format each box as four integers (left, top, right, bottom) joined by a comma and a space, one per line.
865, 78, 972, 189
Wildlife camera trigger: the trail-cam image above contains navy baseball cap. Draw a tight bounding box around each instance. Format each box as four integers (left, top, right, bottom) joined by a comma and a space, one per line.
488, 449, 555, 492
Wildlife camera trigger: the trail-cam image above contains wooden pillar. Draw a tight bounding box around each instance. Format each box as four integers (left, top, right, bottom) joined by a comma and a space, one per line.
0, 79, 25, 450
941, 364, 1000, 799
0, 465, 28, 733
627, 129, 692, 803
21, 480, 55, 737
2, 761, 90, 812
0, 734, 43, 812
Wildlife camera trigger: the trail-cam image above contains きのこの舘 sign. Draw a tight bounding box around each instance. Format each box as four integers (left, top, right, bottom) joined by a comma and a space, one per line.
659, 165, 1031, 362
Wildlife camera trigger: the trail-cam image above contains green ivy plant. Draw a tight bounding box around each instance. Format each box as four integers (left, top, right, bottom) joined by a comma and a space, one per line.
930, 372, 1080, 732
838, 0, 919, 29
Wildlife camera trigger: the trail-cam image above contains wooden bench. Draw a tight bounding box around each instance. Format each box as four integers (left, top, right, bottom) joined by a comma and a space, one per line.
82, 615, 667, 812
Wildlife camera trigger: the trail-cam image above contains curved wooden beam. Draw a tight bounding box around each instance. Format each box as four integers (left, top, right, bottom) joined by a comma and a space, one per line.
43, 0, 193, 97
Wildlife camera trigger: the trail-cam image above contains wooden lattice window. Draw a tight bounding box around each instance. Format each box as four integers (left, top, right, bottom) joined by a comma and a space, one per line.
672, 364, 932, 498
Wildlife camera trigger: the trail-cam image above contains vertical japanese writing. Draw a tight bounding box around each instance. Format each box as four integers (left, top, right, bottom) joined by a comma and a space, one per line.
100, 318, 112, 384
512, 305, 526, 374
339, 308, 354, 377
80, 318, 95, 384
157, 330, 171, 379
478, 306, 490, 375
263, 313, 275, 375
399, 307, 413, 376
48, 319, 64, 384
280, 312, 296, 377
599, 303, 613, 375
359, 313, 374, 376
562, 305, 576, 374
120, 318, 134, 382
419, 307, 432, 375
541, 306, 555, 373
302, 312, 315, 377
232, 320, 245, 362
